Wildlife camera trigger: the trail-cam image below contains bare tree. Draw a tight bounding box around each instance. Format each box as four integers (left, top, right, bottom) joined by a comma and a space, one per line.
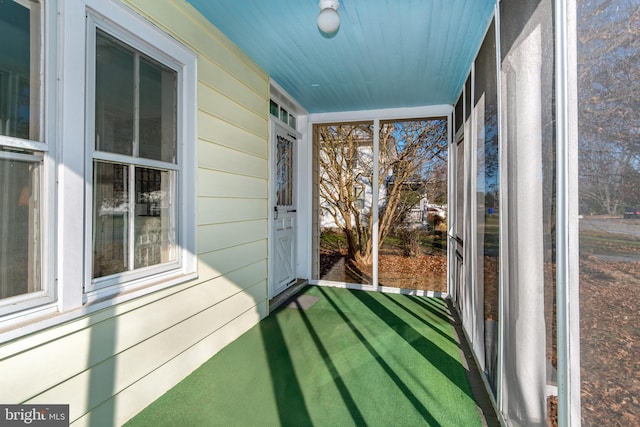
318, 119, 447, 269
578, 0, 640, 214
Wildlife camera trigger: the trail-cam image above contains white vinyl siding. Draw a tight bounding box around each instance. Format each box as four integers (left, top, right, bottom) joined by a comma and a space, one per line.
198, 141, 268, 178
198, 111, 268, 157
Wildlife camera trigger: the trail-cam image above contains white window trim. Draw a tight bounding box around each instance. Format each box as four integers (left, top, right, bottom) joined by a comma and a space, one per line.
79, 0, 198, 304
0, 0, 197, 335
0, 0, 57, 319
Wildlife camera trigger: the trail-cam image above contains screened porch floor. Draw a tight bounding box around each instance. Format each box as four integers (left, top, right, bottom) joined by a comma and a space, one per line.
125, 285, 499, 426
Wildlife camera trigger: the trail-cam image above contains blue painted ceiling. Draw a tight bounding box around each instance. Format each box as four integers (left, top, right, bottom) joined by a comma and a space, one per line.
187, 0, 495, 113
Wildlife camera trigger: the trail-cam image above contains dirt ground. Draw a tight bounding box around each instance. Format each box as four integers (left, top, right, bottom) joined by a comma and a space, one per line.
579, 255, 640, 426
320, 251, 447, 292
377, 254, 447, 291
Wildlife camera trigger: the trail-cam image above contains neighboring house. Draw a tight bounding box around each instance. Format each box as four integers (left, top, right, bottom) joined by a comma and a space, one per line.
318, 126, 444, 231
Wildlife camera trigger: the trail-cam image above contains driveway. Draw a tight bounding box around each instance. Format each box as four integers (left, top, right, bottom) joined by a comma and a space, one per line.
579, 216, 640, 238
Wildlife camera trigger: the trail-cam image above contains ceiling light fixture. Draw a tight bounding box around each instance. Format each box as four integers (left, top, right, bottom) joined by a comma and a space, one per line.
317, 0, 340, 35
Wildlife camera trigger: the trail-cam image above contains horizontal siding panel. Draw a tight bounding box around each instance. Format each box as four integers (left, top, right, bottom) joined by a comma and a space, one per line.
198, 111, 268, 158
198, 197, 267, 225
198, 140, 268, 178
197, 169, 267, 199
71, 301, 267, 427
198, 240, 267, 283
0, 276, 198, 359
198, 57, 267, 117
108, 269, 267, 358
124, 0, 269, 93
198, 219, 268, 254
1, 324, 107, 403
203, 260, 267, 303
29, 281, 267, 423
199, 83, 268, 137
0, 263, 265, 404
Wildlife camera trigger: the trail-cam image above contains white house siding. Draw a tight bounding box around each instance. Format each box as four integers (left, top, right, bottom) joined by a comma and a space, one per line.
0, 1, 270, 425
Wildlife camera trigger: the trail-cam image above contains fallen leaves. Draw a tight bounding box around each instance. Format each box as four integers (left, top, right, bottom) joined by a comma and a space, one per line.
579, 256, 640, 426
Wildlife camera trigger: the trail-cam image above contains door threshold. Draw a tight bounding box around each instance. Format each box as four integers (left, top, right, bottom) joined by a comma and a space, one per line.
269, 279, 308, 313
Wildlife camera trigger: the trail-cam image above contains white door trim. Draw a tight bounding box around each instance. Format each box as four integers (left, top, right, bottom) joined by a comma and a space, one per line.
269, 118, 301, 299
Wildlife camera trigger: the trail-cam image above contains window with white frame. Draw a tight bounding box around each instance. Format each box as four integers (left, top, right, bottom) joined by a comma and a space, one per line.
0, 0, 51, 316
90, 28, 178, 285
84, 6, 196, 297
270, 98, 297, 129
0, 0, 197, 326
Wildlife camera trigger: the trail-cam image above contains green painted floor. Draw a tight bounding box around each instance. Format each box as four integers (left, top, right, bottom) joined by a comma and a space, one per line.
126, 286, 483, 427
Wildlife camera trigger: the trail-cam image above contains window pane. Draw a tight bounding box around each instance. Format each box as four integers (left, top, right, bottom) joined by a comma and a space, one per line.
464, 76, 471, 121
456, 141, 464, 242
139, 56, 177, 163
93, 162, 129, 278
0, 0, 40, 140
500, 0, 557, 423
455, 94, 463, 134
378, 118, 448, 292
134, 167, 175, 269
578, 0, 640, 424
95, 30, 134, 156
475, 20, 499, 395
270, 100, 279, 117
0, 156, 40, 298
316, 123, 374, 284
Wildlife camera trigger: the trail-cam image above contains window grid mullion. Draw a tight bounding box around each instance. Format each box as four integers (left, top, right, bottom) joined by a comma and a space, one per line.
31, 160, 41, 292
32, 0, 43, 142
133, 52, 140, 159
128, 164, 135, 272
92, 151, 179, 171
0, 136, 48, 153
129, 51, 140, 273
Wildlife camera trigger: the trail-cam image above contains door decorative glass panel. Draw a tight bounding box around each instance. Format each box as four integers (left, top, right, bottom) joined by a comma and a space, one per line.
276, 135, 293, 207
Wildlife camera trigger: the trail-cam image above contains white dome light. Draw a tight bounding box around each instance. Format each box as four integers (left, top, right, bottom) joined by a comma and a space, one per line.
318, 0, 340, 34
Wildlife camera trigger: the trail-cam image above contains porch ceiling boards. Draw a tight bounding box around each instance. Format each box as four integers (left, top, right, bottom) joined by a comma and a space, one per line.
187, 0, 495, 113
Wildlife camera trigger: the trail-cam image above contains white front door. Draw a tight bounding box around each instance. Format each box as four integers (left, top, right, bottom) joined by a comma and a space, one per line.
271, 122, 297, 297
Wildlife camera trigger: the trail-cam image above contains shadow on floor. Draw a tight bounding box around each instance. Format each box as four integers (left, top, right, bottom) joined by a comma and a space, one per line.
126, 285, 499, 427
